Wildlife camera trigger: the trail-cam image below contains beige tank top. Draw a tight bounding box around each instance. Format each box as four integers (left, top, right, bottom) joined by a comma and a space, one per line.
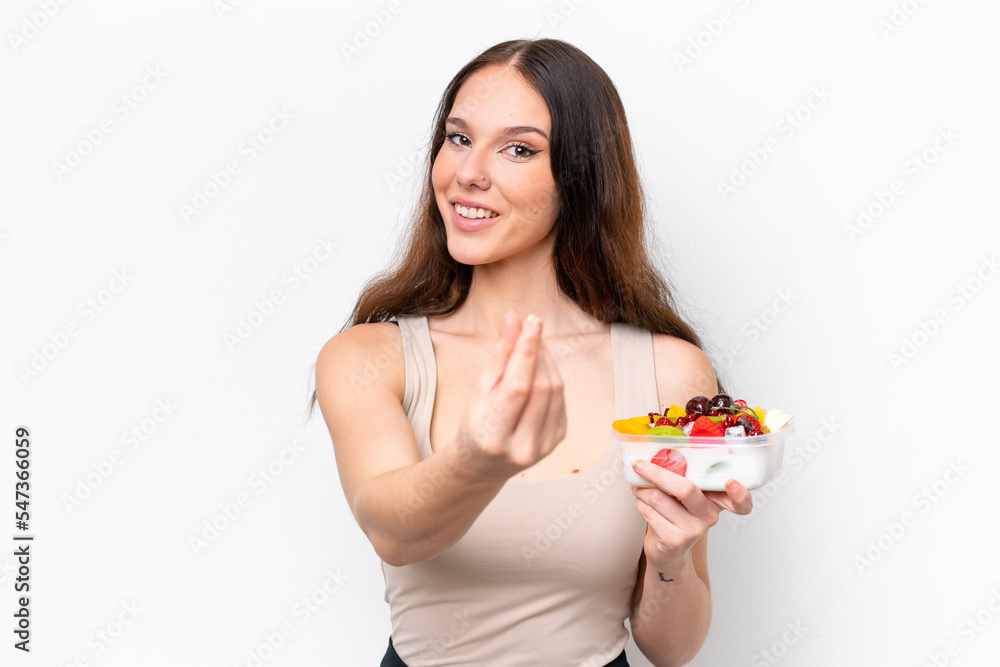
383, 315, 655, 666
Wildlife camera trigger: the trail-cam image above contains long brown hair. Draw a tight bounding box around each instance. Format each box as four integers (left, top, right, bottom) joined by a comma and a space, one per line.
308, 38, 716, 417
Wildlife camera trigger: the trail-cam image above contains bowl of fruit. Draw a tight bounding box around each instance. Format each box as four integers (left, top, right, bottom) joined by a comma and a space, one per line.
614, 394, 794, 491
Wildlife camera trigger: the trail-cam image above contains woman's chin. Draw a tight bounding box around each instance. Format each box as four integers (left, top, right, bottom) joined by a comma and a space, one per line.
446, 245, 493, 267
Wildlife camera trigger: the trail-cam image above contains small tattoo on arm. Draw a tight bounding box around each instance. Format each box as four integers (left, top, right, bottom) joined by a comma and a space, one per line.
657, 572, 674, 583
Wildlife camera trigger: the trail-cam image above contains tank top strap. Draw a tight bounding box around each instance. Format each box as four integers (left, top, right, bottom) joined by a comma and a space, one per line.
392, 315, 436, 459
610, 321, 659, 418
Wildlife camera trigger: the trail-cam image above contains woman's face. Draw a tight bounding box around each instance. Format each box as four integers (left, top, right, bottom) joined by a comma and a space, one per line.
431, 65, 560, 267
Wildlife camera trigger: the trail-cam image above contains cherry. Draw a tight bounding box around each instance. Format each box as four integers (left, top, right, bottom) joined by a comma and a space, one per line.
710, 394, 734, 410
685, 396, 710, 416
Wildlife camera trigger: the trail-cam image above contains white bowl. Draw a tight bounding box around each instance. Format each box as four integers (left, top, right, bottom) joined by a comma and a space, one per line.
616, 424, 795, 491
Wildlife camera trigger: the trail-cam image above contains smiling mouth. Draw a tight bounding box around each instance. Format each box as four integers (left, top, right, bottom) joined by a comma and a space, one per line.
453, 202, 499, 220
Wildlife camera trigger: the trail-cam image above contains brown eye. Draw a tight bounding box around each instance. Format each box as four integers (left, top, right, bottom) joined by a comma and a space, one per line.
502, 142, 540, 160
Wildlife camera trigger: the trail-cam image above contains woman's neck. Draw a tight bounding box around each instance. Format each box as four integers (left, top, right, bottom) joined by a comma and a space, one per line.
432, 250, 606, 339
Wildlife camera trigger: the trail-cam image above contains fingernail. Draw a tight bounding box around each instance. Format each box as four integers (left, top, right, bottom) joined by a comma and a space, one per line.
633, 460, 645, 470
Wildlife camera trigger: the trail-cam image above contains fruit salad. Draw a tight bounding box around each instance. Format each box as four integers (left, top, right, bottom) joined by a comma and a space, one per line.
614, 394, 794, 491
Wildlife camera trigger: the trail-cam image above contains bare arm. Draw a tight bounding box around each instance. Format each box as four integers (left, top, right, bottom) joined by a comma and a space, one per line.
315, 312, 566, 566
629, 536, 712, 667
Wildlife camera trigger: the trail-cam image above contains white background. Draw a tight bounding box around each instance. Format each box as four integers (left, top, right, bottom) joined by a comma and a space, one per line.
2, 1, 999, 665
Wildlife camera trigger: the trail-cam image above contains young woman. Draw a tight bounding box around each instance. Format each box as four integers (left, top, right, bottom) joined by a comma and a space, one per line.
312, 38, 752, 667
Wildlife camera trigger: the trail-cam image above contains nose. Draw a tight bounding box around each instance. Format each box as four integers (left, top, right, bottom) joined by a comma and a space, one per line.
455, 145, 491, 190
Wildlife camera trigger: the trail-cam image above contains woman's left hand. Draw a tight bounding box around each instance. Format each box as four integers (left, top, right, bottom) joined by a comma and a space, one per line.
630, 460, 754, 570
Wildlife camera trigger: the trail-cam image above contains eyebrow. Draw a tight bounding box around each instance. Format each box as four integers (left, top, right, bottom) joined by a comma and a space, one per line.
446, 116, 549, 141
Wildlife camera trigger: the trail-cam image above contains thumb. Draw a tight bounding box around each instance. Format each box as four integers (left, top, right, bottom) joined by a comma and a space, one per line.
478, 310, 520, 397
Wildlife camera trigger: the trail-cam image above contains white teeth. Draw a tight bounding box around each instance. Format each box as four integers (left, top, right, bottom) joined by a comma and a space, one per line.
454, 203, 498, 219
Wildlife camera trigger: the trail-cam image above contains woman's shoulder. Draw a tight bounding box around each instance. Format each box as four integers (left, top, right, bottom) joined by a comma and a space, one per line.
315, 321, 406, 401
649, 331, 718, 406
649, 331, 711, 366
319, 320, 404, 352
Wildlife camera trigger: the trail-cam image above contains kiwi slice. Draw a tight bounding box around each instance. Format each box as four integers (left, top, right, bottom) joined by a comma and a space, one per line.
647, 425, 685, 436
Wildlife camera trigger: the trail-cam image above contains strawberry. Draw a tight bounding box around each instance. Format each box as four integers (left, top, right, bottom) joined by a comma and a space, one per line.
689, 415, 725, 437
650, 448, 687, 476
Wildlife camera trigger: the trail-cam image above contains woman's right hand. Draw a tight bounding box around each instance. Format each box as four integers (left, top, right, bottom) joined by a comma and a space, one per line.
457, 311, 568, 479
